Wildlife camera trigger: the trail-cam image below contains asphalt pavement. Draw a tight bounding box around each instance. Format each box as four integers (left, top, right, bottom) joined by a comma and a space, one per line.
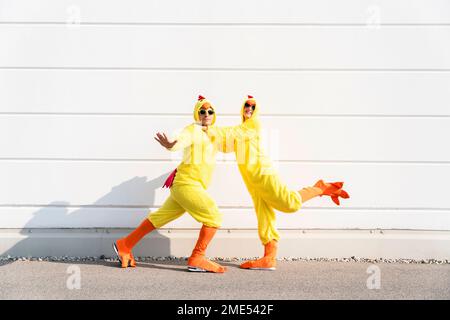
1, 259, 449, 300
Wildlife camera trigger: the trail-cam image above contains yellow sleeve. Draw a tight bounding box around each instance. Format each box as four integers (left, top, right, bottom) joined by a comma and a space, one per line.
208, 125, 237, 153
167, 125, 193, 152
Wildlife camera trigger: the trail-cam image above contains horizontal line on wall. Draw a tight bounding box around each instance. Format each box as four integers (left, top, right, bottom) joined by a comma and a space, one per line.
2, 227, 449, 232
1, 158, 450, 165
2, 67, 450, 72
1, 21, 450, 27
1, 112, 450, 119
163, 228, 450, 232
0, 204, 449, 211
0, 224, 450, 232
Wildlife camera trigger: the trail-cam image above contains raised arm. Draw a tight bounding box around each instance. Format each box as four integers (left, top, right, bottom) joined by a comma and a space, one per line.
154, 126, 193, 152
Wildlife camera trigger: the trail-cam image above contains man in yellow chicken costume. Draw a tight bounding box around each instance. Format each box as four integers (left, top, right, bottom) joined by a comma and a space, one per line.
208, 95, 350, 270
113, 95, 227, 273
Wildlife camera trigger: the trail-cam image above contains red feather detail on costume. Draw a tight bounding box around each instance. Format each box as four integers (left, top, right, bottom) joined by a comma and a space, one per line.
162, 168, 177, 188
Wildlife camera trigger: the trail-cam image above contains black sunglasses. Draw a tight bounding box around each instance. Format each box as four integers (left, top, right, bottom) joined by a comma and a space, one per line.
199, 109, 215, 116
244, 103, 255, 110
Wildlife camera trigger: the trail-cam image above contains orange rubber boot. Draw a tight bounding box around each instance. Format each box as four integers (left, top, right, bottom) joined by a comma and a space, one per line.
240, 240, 277, 271
187, 225, 227, 273
313, 180, 350, 205
113, 219, 155, 268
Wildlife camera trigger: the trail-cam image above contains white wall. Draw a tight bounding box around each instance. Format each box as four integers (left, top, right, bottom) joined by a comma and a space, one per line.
1, 0, 450, 258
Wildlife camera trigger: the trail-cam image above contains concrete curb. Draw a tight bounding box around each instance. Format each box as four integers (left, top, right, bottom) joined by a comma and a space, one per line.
1, 228, 450, 260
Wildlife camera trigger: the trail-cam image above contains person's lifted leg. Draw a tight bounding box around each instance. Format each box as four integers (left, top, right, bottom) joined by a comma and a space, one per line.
208, 95, 349, 271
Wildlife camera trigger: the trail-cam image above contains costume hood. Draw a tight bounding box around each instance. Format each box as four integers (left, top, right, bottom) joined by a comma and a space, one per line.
240, 95, 260, 131
193, 95, 216, 125
240, 95, 259, 123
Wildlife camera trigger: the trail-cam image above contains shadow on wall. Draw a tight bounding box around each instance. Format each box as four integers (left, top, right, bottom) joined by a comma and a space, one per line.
1, 171, 176, 262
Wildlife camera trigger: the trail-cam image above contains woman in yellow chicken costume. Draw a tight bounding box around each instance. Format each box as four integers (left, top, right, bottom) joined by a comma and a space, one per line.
209, 95, 350, 270
113, 95, 227, 273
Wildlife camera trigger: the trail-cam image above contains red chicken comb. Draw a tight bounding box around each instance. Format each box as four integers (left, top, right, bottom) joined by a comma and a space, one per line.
247, 95, 254, 99
198, 95, 206, 100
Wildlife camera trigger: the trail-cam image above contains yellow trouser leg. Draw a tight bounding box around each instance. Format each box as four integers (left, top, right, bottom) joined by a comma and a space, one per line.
254, 173, 302, 213
251, 194, 279, 245
170, 184, 223, 228
148, 184, 223, 228
147, 193, 185, 228
164, 184, 225, 273
239, 195, 278, 270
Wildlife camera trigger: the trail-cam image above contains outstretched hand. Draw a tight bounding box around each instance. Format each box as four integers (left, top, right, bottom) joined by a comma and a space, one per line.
154, 132, 177, 149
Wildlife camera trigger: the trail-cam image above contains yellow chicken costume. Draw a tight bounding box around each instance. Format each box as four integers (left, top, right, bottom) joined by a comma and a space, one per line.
147, 97, 222, 230
209, 95, 349, 270
113, 96, 227, 273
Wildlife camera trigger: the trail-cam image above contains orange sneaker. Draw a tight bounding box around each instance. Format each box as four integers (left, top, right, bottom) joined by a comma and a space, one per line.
240, 257, 276, 270
112, 219, 155, 268
187, 256, 227, 273
187, 225, 227, 273
129, 252, 136, 268
240, 240, 277, 271
112, 239, 135, 268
